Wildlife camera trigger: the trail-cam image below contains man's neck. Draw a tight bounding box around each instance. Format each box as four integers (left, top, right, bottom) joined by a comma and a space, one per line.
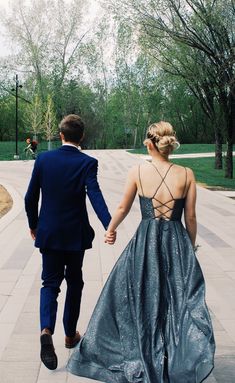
62, 141, 79, 148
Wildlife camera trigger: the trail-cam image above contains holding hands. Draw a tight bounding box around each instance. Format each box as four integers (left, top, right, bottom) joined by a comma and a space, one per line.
104, 167, 137, 246
104, 230, 117, 245
30, 229, 37, 240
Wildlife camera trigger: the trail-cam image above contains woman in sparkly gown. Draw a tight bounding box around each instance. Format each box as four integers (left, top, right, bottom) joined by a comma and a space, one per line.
67, 121, 215, 382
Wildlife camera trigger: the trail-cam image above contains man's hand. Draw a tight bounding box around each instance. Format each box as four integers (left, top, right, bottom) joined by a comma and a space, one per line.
30, 229, 37, 240
104, 230, 117, 245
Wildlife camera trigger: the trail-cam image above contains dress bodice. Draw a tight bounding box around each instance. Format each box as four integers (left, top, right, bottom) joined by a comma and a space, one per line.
139, 195, 185, 221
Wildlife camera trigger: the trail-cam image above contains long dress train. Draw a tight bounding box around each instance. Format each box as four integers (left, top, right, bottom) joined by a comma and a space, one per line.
67, 164, 215, 383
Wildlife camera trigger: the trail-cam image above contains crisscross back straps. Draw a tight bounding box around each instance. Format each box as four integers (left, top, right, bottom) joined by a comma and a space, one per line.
149, 162, 174, 199
149, 162, 175, 220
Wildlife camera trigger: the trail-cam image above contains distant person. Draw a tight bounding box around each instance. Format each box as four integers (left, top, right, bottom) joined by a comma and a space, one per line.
30, 139, 38, 154
25, 115, 112, 370
24, 138, 38, 158
67, 121, 215, 382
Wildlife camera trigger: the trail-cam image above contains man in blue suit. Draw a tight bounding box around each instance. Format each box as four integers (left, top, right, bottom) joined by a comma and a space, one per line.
25, 114, 112, 370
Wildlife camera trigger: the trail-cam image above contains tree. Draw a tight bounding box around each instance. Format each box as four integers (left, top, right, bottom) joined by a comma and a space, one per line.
0, 95, 16, 140
79, 16, 113, 148
24, 94, 43, 140
3, 0, 88, 102
42, 94, 57, 150
116, 0, 235, 177
158, 73, 214, 144
112, 21, 165, 148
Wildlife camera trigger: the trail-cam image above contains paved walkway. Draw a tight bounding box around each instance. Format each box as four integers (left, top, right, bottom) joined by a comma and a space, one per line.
0, 149, 235, 383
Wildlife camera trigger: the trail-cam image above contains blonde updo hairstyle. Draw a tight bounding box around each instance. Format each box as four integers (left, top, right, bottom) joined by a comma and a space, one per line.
144, 121, 180, 156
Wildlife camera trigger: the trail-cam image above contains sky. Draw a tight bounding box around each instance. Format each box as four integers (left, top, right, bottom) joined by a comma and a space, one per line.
0, 0, 101, 58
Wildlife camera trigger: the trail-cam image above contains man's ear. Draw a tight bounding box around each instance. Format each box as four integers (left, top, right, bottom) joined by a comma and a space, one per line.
60, 132, 65, 141
80, 133, 85, 143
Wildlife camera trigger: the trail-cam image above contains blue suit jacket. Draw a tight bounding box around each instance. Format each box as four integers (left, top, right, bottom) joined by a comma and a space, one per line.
25, 145, 111, 251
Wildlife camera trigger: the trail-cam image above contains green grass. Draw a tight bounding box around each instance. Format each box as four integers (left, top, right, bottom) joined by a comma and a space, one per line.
171, 157, 235, 190
128, 143, 234, 155
0, 140, 61, 161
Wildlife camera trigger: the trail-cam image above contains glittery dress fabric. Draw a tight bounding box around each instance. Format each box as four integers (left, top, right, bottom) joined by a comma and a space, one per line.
67, 196, 215, 382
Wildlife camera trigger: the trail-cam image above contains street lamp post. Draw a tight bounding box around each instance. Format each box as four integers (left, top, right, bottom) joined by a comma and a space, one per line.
13, 74, 22, 160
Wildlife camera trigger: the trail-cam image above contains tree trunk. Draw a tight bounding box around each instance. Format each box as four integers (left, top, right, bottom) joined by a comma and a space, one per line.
225, 139, 233, 178
214, 128, 223, 169
133, 126, 137, 149
47, 140, 52, 151
225, 92, 234, 179
133, 102, 142, 148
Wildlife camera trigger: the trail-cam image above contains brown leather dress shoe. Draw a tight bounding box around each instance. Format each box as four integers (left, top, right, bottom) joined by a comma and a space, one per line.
65, 331, 81, 349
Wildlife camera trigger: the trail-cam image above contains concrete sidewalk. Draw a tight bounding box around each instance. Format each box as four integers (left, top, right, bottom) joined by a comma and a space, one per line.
0, 149, 235, 383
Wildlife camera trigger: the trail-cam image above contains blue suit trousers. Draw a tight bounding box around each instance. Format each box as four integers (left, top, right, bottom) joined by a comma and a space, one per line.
40, 249, 85, 337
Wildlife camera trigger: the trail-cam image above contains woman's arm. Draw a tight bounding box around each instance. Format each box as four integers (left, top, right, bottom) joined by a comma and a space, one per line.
184, 168, 197, 247
85, 159, 111, 229
105, 167, 137, 244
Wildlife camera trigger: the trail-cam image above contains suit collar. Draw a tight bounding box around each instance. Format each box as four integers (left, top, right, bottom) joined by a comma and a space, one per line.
59, 145, 81, 153
62, 143, 80, 149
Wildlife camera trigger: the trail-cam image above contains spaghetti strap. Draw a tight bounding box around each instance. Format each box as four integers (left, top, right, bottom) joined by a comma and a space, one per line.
182, 167, 188, 198
138, 165, 145, 197
150, 162, 173, 181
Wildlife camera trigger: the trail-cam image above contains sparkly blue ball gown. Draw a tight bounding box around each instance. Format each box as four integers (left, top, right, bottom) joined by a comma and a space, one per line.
67, 163, 215, 383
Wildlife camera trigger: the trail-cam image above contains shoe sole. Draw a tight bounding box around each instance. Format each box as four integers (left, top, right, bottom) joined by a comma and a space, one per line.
40, 334, 58, 370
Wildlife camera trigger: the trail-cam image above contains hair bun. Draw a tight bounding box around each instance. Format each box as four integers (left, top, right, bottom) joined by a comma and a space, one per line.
144, 121, 180, 155
158, 135, 179, 150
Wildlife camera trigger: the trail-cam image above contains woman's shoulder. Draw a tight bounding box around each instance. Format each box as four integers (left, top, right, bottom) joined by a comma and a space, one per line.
127, 164, 140, 177
172, 163, 194, 178
185, 166, 195, 180
129, 162, 151, 174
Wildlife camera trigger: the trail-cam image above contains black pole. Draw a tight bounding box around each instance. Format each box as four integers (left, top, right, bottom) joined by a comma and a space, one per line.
15, 74, 19, 158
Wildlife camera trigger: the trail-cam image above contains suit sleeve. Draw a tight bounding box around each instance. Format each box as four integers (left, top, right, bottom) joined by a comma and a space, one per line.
85, 159, 111, 229
24, 157, 41, 230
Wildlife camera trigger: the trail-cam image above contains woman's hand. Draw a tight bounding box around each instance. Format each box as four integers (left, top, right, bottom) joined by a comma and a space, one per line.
104, 230, 117, 245
30, 228, 37, 240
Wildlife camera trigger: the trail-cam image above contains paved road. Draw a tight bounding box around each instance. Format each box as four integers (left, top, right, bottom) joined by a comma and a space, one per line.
0, 150, 235, 382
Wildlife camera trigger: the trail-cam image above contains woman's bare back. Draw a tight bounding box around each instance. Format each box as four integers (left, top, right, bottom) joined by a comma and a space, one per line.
136, 162, 189, 220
